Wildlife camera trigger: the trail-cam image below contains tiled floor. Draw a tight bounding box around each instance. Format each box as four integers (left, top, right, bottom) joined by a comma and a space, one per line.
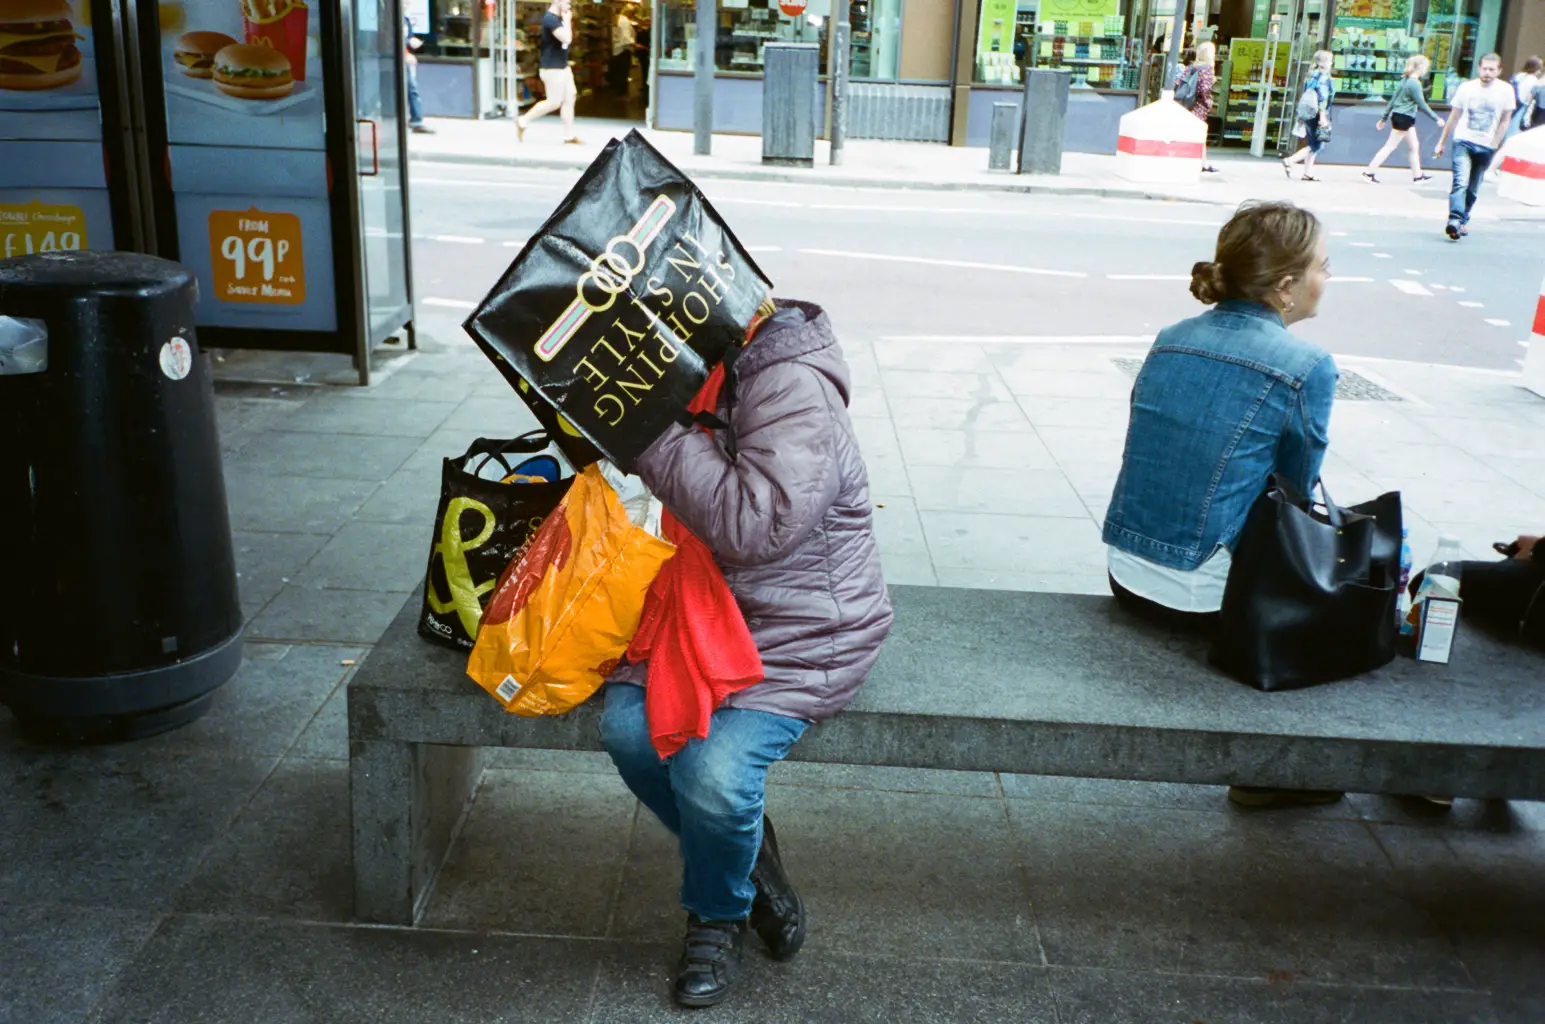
3, 325, 1544, 1022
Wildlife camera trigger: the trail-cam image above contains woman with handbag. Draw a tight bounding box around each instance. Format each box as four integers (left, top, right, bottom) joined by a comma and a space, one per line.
1282, 51, 1335, 181
1103, 201, 1340, 808
1174, 42, 1218, 172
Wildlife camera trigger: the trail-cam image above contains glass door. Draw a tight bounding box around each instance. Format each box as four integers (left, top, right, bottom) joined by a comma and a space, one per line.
349, 0, 415, 351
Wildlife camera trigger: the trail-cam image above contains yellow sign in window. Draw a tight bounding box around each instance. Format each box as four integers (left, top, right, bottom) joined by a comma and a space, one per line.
0, 201, 87, 259
208, 207, 305, 305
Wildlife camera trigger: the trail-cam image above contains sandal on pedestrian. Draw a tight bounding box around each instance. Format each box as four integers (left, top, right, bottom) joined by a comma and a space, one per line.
563, 136, 584, 145
515, 119, 526, 142
1281, 159, 1292, 179
1361, 171, 1379, 183
1201, 165, 1219, 173
1413, 174, 1433, 182
1300, 174, 1320, 182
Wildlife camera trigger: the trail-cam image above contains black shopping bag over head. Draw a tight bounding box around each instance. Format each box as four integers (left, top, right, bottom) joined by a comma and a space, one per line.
464, 130, 773, 471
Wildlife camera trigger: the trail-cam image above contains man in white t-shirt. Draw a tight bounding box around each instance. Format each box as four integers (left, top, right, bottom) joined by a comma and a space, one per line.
1434, 53, 1515, 240
610, 8, 637, 95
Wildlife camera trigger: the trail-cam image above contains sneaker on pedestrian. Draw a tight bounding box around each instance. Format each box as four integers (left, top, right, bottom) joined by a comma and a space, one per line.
673, 916, 746, 1008
410, 123, 435, 134
1459, 224, 1470, 237
749, 816, 806, 961
1362, 171, 1379, 183
1445, 221, 1462, 240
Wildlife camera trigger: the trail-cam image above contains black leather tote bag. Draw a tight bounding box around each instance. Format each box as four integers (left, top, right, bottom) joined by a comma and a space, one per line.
1211, 475, 1402, 691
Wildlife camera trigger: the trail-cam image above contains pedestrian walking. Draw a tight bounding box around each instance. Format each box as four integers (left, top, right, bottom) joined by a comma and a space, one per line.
516, 0, 582, 145
610, 4, 636, 96
1434, 53, 1515, 240
1174, 42, 1218, 172
1522, 72, 1545, 132
404, 15, 433, 135
1506, 57, 1542, 139
1282, 51, 1335, 181
1363, 54, 1443, 183
598, 299, 892, 1009
1103, 199, 1338, 809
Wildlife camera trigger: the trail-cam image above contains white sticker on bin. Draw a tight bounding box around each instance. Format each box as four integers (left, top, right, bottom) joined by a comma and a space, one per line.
159, 338, 193, 381
495, 675, 520, 703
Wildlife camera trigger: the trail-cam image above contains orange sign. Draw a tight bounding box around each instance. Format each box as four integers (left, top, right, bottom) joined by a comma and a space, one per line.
0, 201, 87, 259
208, 207, 305, 305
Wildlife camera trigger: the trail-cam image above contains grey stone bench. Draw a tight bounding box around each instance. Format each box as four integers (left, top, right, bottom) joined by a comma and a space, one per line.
348, 584, 1545, 925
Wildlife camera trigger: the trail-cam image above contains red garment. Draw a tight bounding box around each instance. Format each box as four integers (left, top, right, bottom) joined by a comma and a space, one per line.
629, 364, 764, 758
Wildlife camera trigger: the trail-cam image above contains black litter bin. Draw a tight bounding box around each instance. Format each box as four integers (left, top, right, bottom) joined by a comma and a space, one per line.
0, 251, 243, 742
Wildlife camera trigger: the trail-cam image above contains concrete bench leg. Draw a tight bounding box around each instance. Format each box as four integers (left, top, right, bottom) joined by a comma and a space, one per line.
351, 739, 486, 925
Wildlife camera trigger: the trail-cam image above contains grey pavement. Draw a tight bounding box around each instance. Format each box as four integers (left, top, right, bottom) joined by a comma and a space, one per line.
4, 314, 1545, 1022
7, 159, 1545, 1022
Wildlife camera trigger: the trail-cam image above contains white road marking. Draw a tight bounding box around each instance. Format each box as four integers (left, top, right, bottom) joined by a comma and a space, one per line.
1332, 276, 1376, 283
1372, 252, 1393, 258
1404, 269, 1422, 275
1106, 274, 1188, 281
421, 297, 478, 310
1450, 286, 1466, 292
1331, 231, 1349, 237
1350, 241, 1375, 247
879, 334, 1153, 345
710, 196, 805, 208
799, 248, 1087, 279
502, 240, 527, 247
1521, 341, 1531, 347
427, 234, 485, 244
413, 177, 562, 190
1390, 279, 1433, 296
1458, 300, 1484, 308
745, 245, 783, 253
1430, 283, 1448, 290
1485, 318, 1512, 327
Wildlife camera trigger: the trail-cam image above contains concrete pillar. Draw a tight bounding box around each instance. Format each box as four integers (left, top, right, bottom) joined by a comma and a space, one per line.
694, 0, 714, 155
988, 102, 1016, 170
1017, 68, 1070, 175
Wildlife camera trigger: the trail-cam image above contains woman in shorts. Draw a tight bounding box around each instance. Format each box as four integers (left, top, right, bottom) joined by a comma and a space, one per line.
1364, 55, 1445, 183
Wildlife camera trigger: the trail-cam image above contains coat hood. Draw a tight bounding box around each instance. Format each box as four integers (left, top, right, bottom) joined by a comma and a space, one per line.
735, 299, 851, 408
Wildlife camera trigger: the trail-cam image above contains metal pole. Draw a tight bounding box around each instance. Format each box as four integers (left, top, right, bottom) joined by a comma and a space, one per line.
695, 0, 714, 154
829, 3, 850, 165
1163, 0, 1186, 95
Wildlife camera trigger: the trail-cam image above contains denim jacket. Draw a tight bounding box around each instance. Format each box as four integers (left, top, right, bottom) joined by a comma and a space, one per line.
1103, 301, 1338, 571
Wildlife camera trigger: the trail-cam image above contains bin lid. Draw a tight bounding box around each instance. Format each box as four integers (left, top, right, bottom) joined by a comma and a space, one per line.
0, 252, 194, 301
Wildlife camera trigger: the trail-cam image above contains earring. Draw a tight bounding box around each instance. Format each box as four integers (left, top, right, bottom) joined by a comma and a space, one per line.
1282, 298, 1296, 314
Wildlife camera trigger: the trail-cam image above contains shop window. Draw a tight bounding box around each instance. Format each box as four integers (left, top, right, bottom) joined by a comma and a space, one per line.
974, 0, 1144, 90
426, 0, 480, 58
1329, 0, 1504, 102
655, 0, 900, 79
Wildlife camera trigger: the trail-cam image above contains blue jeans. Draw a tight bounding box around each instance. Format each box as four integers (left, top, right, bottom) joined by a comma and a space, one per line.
406, 62, 424, 127
599, 683, 808, 921
1448, 140, 1495, 226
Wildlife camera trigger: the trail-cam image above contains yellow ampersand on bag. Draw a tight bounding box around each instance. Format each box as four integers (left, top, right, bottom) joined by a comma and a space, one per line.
427, 496, 497, 639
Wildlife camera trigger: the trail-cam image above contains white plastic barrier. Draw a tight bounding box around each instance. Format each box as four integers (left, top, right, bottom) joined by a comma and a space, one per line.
1498, 127, 1545, 207
1114, 95, 1206, 185
1523, 271, 1545, 399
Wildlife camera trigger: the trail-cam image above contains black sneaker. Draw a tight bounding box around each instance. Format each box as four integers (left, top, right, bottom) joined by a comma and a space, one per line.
1445, 221, 1462, 240
749, 815, 807, 961
673, 916, 745, 1009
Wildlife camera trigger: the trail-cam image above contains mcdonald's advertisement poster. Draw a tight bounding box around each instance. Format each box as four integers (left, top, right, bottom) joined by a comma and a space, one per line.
465, 131, 774, 472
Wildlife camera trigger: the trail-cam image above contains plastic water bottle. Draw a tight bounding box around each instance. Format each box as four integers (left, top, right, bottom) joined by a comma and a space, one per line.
1396, 526, 1414, 635
1412, 535, 1465, 663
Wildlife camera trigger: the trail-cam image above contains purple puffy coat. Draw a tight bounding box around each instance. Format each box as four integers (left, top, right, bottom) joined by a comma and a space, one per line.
608, 299, 893, 722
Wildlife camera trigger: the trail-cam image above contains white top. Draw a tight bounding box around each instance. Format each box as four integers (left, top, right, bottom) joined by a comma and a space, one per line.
613, 14, 635, 56
1107, 544, 1233, 614
1450, 79, 1516, 148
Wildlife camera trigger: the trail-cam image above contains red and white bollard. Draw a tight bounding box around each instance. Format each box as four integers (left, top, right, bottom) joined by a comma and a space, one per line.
1524, 271, 1545, 399
1114, 94, 1205, 185
1498, 126, 1545, 207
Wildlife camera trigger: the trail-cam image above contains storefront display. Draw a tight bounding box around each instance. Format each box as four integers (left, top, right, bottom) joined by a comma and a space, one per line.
972, 0, 1143, 90
1328, 0, 1499, 102
657, 0, 832, 76
1220, 36, 1290, 144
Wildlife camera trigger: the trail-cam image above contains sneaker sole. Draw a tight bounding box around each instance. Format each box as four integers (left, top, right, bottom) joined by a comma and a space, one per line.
1445, 224, 1461, 240
752, 894, 807, 962
674, 987, 732, 1009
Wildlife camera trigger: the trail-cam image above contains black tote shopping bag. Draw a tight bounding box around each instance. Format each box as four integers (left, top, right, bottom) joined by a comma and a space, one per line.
1211, 475, 1403, 691
418, 433, 573, 651
463, 129, 773, 471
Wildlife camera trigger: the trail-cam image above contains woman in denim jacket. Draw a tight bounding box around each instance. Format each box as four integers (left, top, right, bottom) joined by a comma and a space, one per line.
1103, 201, 1335, 630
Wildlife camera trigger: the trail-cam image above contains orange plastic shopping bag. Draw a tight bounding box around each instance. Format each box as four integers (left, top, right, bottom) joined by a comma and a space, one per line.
467, 464, 675, 716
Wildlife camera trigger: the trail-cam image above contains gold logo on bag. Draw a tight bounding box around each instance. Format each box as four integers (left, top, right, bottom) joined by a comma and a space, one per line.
534, 194, 677, 363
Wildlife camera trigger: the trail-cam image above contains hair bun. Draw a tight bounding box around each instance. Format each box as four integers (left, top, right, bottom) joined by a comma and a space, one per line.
1189, 260, 1227, 305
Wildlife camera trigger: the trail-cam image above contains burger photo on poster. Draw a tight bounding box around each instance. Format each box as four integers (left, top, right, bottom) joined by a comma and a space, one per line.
173, 30, 237, 79
210, 41, 293, 99
0, 0, 84, 91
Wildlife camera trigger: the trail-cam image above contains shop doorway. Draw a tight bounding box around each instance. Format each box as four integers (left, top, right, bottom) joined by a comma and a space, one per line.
510, 0, 650, 123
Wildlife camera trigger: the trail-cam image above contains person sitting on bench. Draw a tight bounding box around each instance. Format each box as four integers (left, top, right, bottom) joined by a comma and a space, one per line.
1423, 533, 1545, 649
598, 298, 893, 1009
